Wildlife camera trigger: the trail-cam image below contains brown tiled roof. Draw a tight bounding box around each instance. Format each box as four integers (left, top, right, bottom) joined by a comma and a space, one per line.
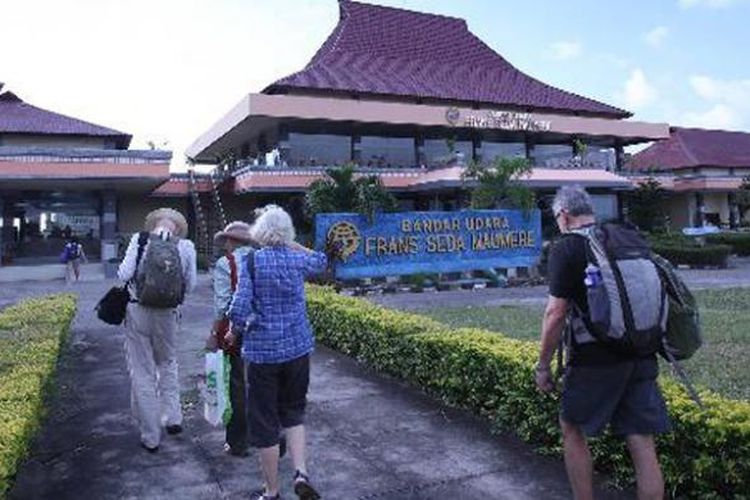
629, 127, 750, 171
266, 1, 629, 118
0, 90, 131, 148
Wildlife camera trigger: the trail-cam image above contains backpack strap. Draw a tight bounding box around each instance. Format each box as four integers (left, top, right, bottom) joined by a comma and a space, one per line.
135, 232, 149, 273
558, 230, 600, 346
661, 337, 704, 408
227, 251, 238, 292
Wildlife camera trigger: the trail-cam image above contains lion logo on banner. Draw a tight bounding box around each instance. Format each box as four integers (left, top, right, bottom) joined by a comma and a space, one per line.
326, 221, 361, 262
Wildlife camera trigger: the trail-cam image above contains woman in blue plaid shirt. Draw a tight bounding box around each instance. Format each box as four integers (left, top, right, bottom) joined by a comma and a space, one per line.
228, 205, 326, 500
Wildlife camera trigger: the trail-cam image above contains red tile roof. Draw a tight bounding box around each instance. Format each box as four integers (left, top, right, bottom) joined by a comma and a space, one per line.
266, 1, 629, 119
151, 177, 213, 196
629, 127, 750, 171
0, 91, 131, 148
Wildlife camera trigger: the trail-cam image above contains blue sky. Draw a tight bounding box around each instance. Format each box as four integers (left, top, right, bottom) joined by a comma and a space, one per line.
1, 0, 748, 168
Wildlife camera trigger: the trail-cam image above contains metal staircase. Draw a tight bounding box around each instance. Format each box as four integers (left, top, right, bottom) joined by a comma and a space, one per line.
187, 158, 231, 265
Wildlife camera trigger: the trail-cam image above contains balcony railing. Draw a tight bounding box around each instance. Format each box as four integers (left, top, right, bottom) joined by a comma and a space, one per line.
0, 147, 172, 164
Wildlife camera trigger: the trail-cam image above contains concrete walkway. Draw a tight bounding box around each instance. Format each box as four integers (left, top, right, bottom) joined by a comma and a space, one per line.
6, 277, 629, 499
370, 257, 750, 312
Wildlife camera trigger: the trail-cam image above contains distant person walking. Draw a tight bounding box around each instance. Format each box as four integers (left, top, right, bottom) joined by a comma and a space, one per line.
118, 208, 197, 453
229, 205, 326, 500
206, 221, 256, 457
61, 236, 87, 282
536, 186, 670, 500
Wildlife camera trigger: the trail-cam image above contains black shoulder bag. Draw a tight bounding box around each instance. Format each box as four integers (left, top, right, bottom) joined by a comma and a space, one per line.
96, 232, 148, 325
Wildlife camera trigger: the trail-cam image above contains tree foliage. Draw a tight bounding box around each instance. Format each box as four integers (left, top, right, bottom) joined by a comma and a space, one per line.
305, 164, 398, 222
736, 176, 750, 215
462, 156, 535, 211
626, 176, 667, 232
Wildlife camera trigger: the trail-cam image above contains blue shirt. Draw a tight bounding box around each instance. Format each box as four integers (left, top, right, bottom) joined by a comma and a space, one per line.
228, 246, 327, 364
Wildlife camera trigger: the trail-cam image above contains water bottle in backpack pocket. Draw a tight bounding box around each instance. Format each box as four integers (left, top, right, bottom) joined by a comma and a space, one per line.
583, 263, 611, 335
570, 224, 668, 357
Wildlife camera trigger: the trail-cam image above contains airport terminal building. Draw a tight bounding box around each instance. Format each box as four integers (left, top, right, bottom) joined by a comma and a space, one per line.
18, 0, 744, 273
0, 86, 172, 269
185, 0, 669, 235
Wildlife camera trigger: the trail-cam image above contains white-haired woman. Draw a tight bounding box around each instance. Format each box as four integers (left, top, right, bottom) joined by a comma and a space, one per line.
228, 205, 326, 500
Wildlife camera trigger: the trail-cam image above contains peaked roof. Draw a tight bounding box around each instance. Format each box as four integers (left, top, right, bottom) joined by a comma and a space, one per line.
0, 90, 131, 148
628, 127, 750, 171
265, 0, 630, 119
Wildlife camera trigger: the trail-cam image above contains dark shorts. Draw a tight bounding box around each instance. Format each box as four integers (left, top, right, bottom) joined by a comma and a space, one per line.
246, 354, 310, 448
561, 357, 671, 437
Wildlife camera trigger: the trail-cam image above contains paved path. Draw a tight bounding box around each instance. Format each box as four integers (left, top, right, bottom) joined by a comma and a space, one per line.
5, 276, 630, 499
369, 257, 750, 312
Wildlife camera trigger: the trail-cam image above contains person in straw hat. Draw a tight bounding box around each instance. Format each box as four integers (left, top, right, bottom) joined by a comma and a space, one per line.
118, 207, 197, 453
206, 221, 256, 456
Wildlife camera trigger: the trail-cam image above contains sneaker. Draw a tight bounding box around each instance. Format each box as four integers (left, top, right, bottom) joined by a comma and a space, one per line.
293, 470, 321, 500
140, 442, 159, 454
166, 424, 183, 435
249, 489, 281, 500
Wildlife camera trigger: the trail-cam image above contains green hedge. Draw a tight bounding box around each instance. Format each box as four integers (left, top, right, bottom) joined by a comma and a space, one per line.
652, 243, 731, 268
0, 294, 77, 498
307, 286, 750, 499
706, 233, 750, 256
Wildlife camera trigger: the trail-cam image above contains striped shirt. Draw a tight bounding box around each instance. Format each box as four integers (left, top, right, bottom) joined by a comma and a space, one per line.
212, 245, 253, 321
229, 246, 327, 364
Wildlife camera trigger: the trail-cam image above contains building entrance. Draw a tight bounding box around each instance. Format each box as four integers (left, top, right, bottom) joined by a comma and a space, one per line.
2, 192, 101, 265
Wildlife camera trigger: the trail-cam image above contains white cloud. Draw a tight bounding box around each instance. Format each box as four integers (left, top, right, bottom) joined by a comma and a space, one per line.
644, 26, 669, 47
0, 0, 339, 171
620, 69, 658, 109
690, 74, 750, 102
549, 41, 582, 60
679, 0, 741, 8
683, 75, 750, 129
683, 104, 741, 129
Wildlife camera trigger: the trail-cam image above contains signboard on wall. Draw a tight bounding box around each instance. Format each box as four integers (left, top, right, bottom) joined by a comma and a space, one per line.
315, 210, 542, 279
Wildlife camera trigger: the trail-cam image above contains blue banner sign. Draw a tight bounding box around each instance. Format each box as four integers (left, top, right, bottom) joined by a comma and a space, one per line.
314, 210, 542, 279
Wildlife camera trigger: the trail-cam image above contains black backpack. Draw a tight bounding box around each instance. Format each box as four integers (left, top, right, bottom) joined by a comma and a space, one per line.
135, 233, 185, 308
568, 223, 668, 357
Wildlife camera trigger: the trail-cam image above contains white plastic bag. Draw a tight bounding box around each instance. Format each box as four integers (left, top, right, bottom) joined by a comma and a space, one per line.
204, 351, 231, 426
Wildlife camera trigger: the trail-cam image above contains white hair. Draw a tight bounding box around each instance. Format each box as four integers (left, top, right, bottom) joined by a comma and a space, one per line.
552, 185, 595, 217
250, 205, 296, 246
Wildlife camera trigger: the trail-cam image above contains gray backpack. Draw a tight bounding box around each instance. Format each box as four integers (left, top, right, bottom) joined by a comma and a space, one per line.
135, 232, 185, 308
569, 223, 668, 356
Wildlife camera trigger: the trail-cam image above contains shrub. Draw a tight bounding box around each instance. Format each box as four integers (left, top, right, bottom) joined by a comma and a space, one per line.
705, 233, 750, 256
652, 244, 731, 268
307, 286, 750, 498
0, 294, 76, 497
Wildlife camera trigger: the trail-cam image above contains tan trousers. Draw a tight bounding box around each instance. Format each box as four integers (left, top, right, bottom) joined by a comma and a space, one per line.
124, 303, 182, 448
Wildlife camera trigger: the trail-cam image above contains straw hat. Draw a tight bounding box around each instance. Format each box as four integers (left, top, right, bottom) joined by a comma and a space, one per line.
214, 221, 254, 246
144, 208, 188, 239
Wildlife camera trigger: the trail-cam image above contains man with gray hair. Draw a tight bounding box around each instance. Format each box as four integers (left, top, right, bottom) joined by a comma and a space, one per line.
536, 186, 670, 500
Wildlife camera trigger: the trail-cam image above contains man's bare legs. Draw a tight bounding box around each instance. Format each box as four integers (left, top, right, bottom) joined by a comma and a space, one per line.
626, 434, 664, 500
560, 418, 594, 500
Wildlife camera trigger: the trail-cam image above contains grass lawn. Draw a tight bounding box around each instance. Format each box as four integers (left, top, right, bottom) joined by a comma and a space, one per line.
421, 287, 750, 401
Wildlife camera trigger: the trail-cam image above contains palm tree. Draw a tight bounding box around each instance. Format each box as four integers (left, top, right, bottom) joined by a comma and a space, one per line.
462, 156, 535, 211
305, 164, 398, 222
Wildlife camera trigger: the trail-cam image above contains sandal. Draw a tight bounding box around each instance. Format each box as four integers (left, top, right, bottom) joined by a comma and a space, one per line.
293, 470, 321, 500
250, 489, 281, 500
